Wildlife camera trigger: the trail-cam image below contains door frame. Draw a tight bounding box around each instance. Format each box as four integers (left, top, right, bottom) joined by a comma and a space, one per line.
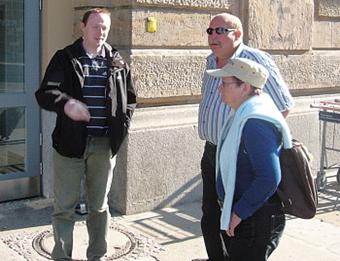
0, 0, 40, 201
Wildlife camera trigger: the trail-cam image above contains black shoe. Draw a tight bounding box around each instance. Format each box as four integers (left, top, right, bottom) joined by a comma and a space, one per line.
75, 203, 88, 215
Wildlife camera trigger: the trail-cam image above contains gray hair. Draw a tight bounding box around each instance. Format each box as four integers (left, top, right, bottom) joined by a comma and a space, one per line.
211, 13, 243, 39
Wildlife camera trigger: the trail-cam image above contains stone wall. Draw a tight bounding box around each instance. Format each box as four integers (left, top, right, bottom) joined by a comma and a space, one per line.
247, 0, 313, 51
56, 0, 340, 214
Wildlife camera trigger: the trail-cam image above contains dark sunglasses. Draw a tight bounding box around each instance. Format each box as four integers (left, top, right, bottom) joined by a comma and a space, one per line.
206, 27, 236, 35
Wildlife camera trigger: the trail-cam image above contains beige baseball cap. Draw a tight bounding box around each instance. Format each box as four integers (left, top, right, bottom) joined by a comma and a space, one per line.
207, 58, 269, 89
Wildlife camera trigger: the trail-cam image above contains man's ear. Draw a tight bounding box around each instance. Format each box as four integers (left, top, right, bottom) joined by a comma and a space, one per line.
234, 29, 242, 41
80, 22, 85, 33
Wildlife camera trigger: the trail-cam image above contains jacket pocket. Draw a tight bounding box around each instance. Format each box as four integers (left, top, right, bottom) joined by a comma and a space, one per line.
109, 115, 128, 155
52, 116, 87, 158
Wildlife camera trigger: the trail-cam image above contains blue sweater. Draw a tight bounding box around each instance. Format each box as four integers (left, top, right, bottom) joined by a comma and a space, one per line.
216, 118, 282, 220
216, 93, 292, 230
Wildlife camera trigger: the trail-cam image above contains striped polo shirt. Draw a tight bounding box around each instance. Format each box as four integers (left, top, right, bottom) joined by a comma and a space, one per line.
79, 49, 109, 136
198, 43, 294, 145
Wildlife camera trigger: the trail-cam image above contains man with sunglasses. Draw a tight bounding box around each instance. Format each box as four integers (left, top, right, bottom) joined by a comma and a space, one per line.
195, 13, 294, 261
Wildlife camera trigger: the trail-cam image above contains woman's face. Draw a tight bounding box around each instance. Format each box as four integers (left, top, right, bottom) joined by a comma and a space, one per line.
218, 76, 248, 109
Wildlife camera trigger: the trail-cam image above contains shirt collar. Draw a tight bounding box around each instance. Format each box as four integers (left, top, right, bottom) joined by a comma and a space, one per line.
86, 46, 106, 58
231, 42, 244, 58
80, 41, 106, 58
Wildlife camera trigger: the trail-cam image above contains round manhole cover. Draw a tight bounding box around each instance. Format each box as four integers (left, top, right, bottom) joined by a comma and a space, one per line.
32, 222, 137, 260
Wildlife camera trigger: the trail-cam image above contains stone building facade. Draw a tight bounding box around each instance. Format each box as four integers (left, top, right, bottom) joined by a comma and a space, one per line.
40, 0, 340, 214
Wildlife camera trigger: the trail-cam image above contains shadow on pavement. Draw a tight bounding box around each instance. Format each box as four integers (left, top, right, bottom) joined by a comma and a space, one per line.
317, 179, 340, 214
108, 174, 204, 246
0, 198, 86, 232
0, 173, 204, 244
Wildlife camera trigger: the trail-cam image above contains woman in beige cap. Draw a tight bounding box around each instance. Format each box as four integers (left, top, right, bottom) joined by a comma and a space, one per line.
207, 57, 292, 261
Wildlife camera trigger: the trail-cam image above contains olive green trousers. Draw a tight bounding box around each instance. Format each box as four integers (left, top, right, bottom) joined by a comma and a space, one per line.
51, 137, 116, 261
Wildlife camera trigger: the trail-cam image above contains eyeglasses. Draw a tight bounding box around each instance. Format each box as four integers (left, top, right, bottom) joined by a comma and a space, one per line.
206, 27, 236, 35
221, 81, 242, 88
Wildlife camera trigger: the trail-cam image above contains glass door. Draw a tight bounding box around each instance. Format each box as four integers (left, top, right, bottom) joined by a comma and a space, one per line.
0, 0, 40, 201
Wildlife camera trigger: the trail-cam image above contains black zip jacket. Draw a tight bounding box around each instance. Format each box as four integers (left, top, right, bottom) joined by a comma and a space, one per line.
36, 38, 137, 158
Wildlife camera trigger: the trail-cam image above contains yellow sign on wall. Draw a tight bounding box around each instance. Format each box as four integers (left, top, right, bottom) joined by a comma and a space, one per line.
147, 17, 157, 33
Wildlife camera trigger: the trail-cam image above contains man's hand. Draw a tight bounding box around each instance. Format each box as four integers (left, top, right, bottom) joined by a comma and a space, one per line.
226, 212, 242, 237
64, 99, 90, 122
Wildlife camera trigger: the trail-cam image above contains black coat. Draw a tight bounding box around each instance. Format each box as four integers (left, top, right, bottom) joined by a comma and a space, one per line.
36, 38, 137, 157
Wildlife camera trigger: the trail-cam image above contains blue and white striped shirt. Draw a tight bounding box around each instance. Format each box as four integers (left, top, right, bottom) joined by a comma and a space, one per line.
79, 53, 109, 136
198, 43, 294, 145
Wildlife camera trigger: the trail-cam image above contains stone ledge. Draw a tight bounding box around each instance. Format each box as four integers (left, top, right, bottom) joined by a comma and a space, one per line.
130, 104, 199, 130
73, 0, 130, 8
275, 51, 340, 90
134, 0, 232, 9
73, 0, 234, 9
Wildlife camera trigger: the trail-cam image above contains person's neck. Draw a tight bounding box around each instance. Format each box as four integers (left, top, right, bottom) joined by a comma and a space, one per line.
216, 42, 242, 68
82, 41, 102, 57
216, 56, 231, 68
235, 94, 256, 111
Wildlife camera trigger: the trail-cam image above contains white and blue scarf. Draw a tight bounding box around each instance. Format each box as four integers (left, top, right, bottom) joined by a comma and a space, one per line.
216, 93, 293, 230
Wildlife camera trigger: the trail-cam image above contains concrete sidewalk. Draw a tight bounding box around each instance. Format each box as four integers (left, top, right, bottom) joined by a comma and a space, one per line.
0, 178, 340, 260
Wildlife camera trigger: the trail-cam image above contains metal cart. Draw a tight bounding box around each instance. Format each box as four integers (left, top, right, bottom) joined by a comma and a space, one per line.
311, 100, 340, 190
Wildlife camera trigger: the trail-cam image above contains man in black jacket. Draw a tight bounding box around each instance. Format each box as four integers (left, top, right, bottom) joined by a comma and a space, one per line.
36, 8, 136, 261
